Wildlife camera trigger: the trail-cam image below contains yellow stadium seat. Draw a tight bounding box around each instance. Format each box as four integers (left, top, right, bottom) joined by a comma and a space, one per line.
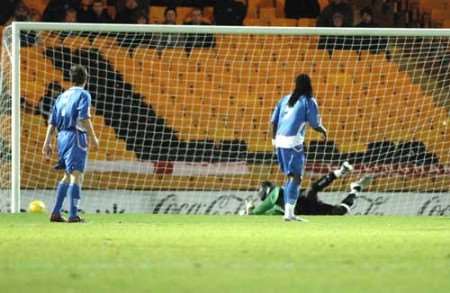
62, 36, 92, 51
92, 36, 117, 52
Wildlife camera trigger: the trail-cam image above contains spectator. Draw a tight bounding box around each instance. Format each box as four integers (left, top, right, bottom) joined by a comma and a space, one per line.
184, 7, 215, 53
318, 13, 351, 53
356, 7, 376, 27
92, 0, 113, 23
78, 0, 97, 22
116, 0, 140, 23
117, 10, 150, 50
65, 8, 78, 22
214, 0, 247, 26
317, 0, 353, 27
106, 0, 117, 20
43, 0, 79, 22
163, 7, 177, 24
36, 82, 64, 125
151, 7, 185, 51
14, 3, 39, 21
285, 0, 320, 20
0, 0, 18, 25
355, 8, 387, 53
134, 10, 148, 24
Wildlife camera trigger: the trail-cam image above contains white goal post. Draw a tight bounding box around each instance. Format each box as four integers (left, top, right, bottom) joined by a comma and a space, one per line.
1, 22, 449, 215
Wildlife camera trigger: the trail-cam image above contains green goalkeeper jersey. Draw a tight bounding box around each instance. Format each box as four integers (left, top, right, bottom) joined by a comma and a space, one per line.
250, 186, 284, 215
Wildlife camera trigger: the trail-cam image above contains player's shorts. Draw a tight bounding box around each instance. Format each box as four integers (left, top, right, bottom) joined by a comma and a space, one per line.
276, 145, 305, 176
55, 130, 88, 173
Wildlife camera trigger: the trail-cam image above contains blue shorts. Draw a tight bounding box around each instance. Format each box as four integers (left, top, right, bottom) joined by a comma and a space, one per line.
55, 130, 88, 174
276, 146, 305, 176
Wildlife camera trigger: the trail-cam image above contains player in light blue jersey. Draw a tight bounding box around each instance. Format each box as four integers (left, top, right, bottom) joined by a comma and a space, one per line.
271, 74, 327, 221
42, 65, 99, 223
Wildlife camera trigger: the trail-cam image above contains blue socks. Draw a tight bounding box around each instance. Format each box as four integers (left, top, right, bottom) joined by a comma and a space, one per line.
67, 184, 81, 219
284, 179, 300, 205
52, 182, 69, 215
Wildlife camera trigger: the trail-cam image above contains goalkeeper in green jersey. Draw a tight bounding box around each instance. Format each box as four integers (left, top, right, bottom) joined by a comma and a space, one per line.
245, 162, 373, 216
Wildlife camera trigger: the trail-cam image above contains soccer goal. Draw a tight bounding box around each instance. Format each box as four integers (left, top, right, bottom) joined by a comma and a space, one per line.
1, 22, 449, 215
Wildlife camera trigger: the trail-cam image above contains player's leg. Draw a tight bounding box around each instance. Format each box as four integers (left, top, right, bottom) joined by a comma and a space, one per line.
50, 172, 70, 222
67, 170, 83, 222
279, 147, 308, 221
305, 161, 353, 200
283, 173, 302, 220
340, 175, 374, 213
65, 132, 88, 222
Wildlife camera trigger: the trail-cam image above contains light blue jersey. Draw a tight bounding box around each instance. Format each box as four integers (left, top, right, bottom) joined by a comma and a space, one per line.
49, 86, 91, 132
271, 95, 321, 148
49, 86, 91, 173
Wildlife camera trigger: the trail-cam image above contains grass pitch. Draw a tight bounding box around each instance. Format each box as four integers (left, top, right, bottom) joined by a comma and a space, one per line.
0, 214, 449, 293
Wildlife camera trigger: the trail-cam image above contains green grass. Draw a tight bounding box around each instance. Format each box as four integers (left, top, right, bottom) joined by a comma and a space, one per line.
0, 214, 449, 293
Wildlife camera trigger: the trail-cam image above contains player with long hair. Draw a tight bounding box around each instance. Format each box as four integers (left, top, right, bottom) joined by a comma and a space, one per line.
42, 65, 99, 223
271, 74, 327, 221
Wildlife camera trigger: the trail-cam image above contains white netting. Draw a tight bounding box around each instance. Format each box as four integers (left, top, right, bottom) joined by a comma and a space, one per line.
0, 24, 449, 214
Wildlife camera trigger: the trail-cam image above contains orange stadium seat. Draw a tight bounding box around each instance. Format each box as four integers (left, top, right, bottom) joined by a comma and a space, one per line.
420, 0, 449, 11
259, 7, 276, 20
177, 7, 194, 23
297, 18, 317, 27
270, 18, 297, 27
149, 6, 165, 24
275, 0, 285, 17
244, 17, 270, 26
22, 0, 49, 15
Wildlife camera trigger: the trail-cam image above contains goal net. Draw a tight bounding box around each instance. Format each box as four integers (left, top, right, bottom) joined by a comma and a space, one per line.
1, 23, 449, 215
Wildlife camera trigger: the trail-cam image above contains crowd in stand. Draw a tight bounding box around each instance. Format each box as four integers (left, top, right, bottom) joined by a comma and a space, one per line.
0, 0, 431, 29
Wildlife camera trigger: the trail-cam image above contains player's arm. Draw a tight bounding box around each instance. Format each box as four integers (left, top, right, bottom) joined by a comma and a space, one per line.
42, 104, 58, 159
42, 124, 56, 159
307, 98, 327, 140
249, 187, 282, 215
271, 101, 281, 146
79, 119, 99, 151
78, 92, 99, 151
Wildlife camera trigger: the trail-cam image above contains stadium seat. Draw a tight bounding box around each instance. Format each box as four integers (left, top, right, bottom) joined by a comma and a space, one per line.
430, 9, 450, 21
177, 7, 194, 23
420, 0, 449, 11
22, 0, 48, 15
62, 36, 92, 51
270, 18, 298, 27
275, 0, 285, 17
244, 18, 270, 26
149, 6, 165, 24
259, 7, 276, 20
297, 18, 317, 27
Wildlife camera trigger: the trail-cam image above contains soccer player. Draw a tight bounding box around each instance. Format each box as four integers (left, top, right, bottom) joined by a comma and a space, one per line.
42, 65, 99, 223
245, 162, 373, 216
271, 74, 327, 221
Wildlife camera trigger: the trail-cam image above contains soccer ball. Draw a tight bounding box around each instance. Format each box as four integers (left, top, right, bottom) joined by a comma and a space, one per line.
28, 200, 46, 213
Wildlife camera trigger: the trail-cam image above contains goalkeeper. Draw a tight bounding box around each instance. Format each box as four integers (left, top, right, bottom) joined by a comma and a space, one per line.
245, 162, 373, 216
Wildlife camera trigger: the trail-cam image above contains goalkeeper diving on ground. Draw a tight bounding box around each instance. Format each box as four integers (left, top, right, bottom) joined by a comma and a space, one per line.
243, 162, 373, 216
